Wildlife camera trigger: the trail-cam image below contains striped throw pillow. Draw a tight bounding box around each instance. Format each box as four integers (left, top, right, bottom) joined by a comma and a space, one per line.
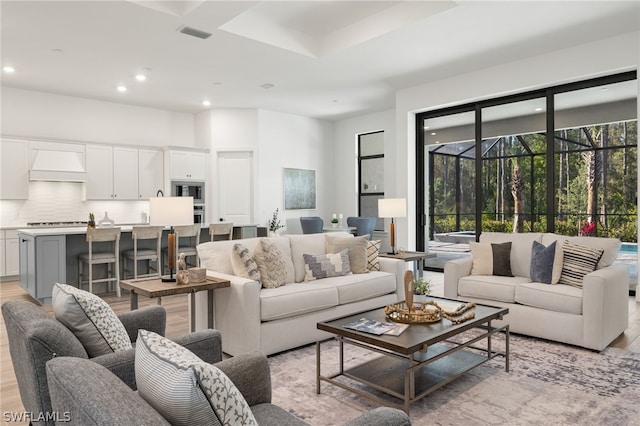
367, 240, 381, 271
135, 330, 257, 426
558, 241, 603, 288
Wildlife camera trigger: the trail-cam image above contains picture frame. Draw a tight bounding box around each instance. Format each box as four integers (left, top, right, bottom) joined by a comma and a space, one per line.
283, 168, 316, 210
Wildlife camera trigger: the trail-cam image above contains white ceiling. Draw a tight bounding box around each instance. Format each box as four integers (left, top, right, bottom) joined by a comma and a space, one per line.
1, 1, 638, 121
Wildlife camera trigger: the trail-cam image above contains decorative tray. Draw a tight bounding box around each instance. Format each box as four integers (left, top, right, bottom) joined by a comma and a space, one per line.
384, 300, 476, 325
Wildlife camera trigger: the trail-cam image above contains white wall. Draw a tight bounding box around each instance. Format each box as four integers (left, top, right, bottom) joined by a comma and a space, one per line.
199, 108, 334, 233
394, 30, 640, 250
1, 87, 195, 147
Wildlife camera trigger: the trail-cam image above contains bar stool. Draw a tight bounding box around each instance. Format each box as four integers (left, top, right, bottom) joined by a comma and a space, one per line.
209, 222, 233, 241
122, 226, 163, 280
167, 224, 201, 271
78, 227, 122, 297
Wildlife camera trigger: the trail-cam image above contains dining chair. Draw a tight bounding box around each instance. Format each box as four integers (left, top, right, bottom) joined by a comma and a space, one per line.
300, 217, 324, 234
78, 227, 122, 297
354, 217, 377, 240
122, 225, 163, 279
209, 222, 234, 241
172, 224, 201, 268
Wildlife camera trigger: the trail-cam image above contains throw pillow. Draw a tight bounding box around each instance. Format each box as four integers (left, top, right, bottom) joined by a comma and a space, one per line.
558, 241, 604, 288
326, 234, 369, 274
52, 283, 132, 357
303, 249, 350, 281
530, 240, 556, 284
470, 242, 513, 277
230, 243, 261, 282
136, 330, 257, 426
253, 238, 287, 289
551, 240, 564, 284
367, 240, 381, 271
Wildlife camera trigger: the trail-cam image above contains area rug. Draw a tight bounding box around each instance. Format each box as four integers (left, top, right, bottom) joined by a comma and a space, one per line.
268, 333, 640, 425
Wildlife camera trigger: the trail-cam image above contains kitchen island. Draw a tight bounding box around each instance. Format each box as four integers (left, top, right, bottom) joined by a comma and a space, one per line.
16, 223, 262, 304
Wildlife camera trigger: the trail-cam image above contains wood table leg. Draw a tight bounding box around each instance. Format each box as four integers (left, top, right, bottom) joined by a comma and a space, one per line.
130, 290, 138, 310
207, 289, 214, 329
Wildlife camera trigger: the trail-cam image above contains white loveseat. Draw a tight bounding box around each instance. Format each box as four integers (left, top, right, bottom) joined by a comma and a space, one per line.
193, 233, 405, 356
444, 232, 629, 351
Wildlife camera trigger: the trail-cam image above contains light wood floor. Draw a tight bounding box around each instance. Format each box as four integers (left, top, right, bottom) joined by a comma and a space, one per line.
1, 279, 639, 421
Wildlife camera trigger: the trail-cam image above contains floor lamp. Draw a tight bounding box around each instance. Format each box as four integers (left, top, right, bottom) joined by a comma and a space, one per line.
149, 196, 194, 282
378, 198, 407, 255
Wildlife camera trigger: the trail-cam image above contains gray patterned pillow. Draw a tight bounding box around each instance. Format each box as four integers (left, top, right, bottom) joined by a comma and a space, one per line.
253, 238, 288, 289
230, 243, 261, 282
367, 240, 381, 271
558, 241, 603, 288
52, 283, 132, 357
136, 330, 257, 426
303, 249, 350, 281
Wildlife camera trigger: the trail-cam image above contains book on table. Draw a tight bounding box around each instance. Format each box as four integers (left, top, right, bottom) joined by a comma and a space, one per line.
343, 318, 408, 336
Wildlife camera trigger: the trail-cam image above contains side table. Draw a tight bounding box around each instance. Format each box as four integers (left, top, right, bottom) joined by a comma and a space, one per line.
378, 251, 435, 278
120, 276, 230, 332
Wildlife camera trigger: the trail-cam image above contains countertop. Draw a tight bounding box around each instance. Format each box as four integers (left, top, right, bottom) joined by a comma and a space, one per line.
14, 223, 262, 236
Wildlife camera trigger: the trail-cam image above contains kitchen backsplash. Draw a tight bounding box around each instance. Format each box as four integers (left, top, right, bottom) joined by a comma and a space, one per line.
0, 181, 149, 226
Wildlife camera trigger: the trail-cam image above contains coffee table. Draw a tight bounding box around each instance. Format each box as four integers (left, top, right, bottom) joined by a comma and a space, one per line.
120, 276, 230, 332
316, 297, 509, 414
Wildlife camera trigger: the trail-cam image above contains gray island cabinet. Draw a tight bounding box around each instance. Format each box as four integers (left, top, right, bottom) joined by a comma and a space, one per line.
16, 224, 222, 304
18, 232, 66, 304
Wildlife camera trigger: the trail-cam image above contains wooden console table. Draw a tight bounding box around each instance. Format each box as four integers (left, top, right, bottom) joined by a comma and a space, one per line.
120, 276, 230, 332
378, 251, 435, 278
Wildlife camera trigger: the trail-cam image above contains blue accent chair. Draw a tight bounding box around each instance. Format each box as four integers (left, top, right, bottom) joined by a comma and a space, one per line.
300, 216, 324, 234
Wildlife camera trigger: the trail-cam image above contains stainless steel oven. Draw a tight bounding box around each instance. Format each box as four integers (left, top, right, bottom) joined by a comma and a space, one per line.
194, 205, 205, 224
172, 181, 205, 204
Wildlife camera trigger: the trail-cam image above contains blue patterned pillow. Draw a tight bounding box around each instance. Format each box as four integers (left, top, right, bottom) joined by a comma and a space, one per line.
303, 249, 350, 281
530, 240, 556, 284
136, 330, 257, 426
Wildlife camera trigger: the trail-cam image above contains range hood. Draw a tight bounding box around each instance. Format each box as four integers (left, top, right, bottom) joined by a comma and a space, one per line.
29, 141, 87, 182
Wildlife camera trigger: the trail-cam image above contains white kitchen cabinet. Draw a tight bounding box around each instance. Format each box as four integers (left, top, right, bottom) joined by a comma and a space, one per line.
86, 145, 138, 200
1, 138, 29, 200
3, 230, 19, 277
138, 148, 164, 199
169, 150, 207, 181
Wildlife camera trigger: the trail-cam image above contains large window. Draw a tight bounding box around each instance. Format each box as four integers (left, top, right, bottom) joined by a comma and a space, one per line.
358, 131, 384, 230
417, 72, 637, 290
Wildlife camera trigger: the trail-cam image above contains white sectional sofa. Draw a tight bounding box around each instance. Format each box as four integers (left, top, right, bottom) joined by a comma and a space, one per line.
444, 232, 629, 351
193, 233, 405, 356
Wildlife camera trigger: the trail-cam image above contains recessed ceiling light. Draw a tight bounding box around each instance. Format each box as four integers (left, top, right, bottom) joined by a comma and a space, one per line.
117, 85, 127, 92
424, 126, 430, 130
135, 74, 146, 82
534, 107, 543, 112
3, 66, 15, 73
202, 100, 211, 107
260, 83, 274, 89
431, 132, 437, 136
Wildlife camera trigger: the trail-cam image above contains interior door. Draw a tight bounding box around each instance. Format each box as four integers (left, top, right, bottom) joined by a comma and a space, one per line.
217, 151, 253, 225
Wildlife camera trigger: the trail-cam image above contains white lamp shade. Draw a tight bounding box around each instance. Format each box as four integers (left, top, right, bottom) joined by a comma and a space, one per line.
149, 197, 194, 226
378, 198, 406, 218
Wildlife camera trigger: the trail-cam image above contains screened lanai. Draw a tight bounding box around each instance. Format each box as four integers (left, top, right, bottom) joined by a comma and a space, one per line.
416, 72, 638, 293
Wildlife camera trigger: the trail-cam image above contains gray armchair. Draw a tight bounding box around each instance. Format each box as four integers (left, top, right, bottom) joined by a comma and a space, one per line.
300, 216, 324, 234
2, 300, 222, 426
46, 352, 411, 426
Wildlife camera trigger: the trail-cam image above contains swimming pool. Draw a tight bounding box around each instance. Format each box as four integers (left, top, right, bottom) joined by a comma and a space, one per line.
620, 242, 638, 254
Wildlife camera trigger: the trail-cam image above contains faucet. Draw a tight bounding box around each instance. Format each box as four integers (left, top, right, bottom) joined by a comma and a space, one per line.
156, 189, 164, 197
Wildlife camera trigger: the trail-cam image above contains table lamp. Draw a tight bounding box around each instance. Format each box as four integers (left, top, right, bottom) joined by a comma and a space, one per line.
149, 196, 194, 282
378, 198, 406, 255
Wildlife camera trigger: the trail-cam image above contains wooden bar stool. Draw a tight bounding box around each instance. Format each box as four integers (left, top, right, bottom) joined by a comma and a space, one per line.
122, 226, 163, 280
78, 227, 122, 297
209, 222, 233, 241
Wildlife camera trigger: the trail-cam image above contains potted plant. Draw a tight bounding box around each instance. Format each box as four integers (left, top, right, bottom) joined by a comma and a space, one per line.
268, 208, 284, 236
413, 277, 431, 298
88, 213, 96, 228
331, 217, 339, 227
